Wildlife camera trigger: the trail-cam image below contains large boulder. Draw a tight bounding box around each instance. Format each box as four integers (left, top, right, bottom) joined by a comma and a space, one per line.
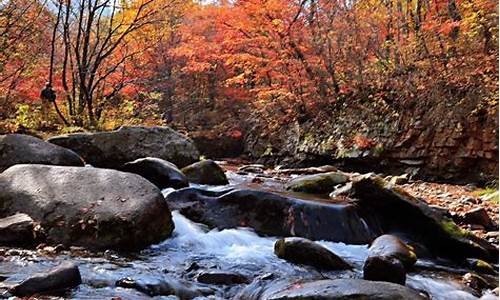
286, 172, 349, 194
0, 134, 84, 171
350, 174, 498, 262
122, 157, 188, 189
0, 164, 174, 250
236, 278, 426, 300
181, 159, 228, 185
9, 262, 82, 297
48, 126, 200, 169
166, 188, 381, 244
274, 237, 351, 270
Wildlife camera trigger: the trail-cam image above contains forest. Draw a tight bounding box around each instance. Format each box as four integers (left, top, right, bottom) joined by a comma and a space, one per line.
0, 0, 497, 132
0, 0, 498, 299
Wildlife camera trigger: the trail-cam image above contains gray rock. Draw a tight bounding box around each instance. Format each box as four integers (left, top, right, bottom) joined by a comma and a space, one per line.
274, 237, 351, 270
9, 262, 81, 297
274, 165, 337, 175
238, 164, 266, 174
329, 182, 353, 198
0, 134, 84, 172
196, 271, 249, 285
363, 255, 406, 285
48, 126, 199, 169
236, 278, 426, 300
0, 213, 35, 246
122, 157, 188, 189
286, 172, 349, 194
116, 277, 213, 299
181, 159, 228, 185
0, 164, 173, 250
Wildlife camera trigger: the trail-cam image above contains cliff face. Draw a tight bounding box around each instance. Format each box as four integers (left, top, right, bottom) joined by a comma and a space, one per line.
244, 90, 498, 184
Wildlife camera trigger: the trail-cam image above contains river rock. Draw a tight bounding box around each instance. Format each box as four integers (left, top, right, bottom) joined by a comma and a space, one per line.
350, 174, 497, 261
274, 237, 351, 270
363, 234, 416, 285
368, 234, 417, 268
116, 277, 213, 299
236, 278, 426, 300
0, 213, 35, 246
48, 126, 199, 169
0, 134, 84, 172
466, 258, 497, 275
196, 271, 249, 285
274, 165, 337, 175
166, 188, 381, 244
181, 159, 228, 185
463, 208, 497, 231
462, 273, 496, 292
286, 172, 349, 194
9, 262, 82, 297
238, 164, 266, 174
0, 164, 174, 250
121, 157, 188, 189
329, 182, 353, 198
363, 255, 406, 285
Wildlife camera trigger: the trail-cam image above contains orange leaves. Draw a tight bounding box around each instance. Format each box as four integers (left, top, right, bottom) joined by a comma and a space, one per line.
438, 20, 462, 35
353, 135, 377, 150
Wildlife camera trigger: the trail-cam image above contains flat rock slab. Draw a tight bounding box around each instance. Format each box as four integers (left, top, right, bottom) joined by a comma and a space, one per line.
48, 126, 200, 169
0, 134, 84, 172
0, 164, 174, 250
237, 278, 427, 300
0, 213, 35, 246
286, 172, 349, 194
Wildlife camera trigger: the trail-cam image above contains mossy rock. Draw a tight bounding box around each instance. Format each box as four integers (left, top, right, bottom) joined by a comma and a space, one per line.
466, 258, 497, 275
286, 172, 349, 194
274, 237, 352, 270
368, 235, 417, 269
350, 174, 498, 262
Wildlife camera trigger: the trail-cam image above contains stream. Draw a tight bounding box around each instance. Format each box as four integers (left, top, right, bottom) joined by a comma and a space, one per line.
0, 168, 495, 299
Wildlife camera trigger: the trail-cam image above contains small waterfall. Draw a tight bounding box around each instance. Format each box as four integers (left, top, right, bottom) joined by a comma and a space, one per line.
163, 211, 277, 264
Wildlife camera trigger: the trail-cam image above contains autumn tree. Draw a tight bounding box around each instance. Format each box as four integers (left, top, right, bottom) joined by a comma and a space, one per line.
50, 0, 182, 126
0, 0, 51, 114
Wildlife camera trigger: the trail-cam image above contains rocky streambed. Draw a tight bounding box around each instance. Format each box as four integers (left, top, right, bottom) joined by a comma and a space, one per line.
0, 128, 498, 299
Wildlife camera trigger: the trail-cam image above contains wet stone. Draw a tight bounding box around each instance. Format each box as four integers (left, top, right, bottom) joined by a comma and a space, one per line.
9, 262, 82, 297
196, 271, 249, 285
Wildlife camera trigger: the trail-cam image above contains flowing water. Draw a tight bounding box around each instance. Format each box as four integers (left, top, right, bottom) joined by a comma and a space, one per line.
0, 170, 492, 299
